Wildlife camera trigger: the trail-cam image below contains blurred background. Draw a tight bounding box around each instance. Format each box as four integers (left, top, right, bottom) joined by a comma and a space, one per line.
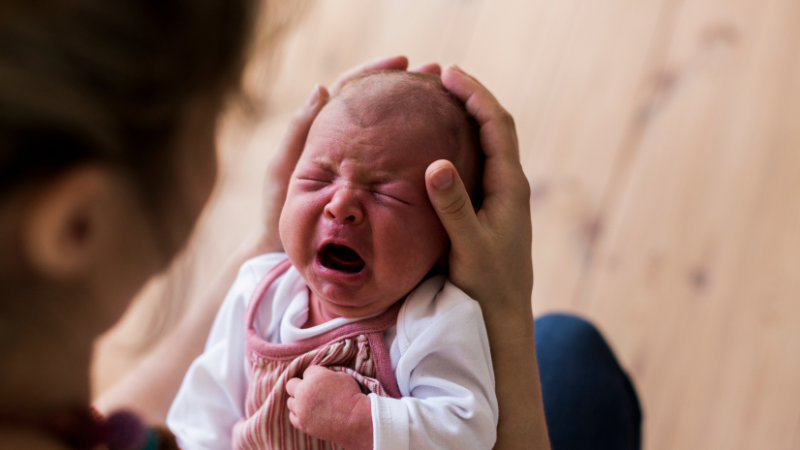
91, 0, 800, 448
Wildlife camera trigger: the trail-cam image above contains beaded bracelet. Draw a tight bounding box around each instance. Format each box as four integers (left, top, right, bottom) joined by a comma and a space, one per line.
0, 407, 179, 450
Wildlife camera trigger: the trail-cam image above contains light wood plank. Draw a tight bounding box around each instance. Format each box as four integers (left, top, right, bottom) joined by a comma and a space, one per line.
523, 0, 673, 314
577, 0, 800, 448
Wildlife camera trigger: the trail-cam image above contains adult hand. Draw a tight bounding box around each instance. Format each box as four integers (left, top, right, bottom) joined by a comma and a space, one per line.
256, 56, 441, 252
426, 65, 533, 325
427, 66, 550, 450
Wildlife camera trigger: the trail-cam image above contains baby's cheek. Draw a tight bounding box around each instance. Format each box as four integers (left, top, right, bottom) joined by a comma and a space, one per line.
390, 211, 447, 266
413, 209, 449, 249
281, 195, 320, 260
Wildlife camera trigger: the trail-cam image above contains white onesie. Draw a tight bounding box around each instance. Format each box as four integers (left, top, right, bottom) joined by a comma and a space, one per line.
167, 252, 497, 450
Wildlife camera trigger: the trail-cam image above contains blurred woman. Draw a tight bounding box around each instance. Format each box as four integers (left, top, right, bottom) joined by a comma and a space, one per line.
0, 1, 639, 449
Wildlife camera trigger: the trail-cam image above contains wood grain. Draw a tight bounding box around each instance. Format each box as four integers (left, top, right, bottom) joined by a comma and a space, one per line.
577, 0, 800, 447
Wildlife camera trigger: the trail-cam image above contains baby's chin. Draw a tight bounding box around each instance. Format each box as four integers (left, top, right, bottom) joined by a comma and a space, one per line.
321, 301, 386, 319
307, 281, 399, 319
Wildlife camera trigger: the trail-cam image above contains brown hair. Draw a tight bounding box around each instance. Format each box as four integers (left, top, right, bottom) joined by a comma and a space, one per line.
0, 0, 257, 207
0, 0, 282, 356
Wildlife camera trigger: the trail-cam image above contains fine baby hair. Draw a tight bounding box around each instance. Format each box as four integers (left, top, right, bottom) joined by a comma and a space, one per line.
330, 70, 484, 206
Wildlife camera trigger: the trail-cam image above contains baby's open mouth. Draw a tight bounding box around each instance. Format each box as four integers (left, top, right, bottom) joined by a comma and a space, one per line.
320, 244, 365, 273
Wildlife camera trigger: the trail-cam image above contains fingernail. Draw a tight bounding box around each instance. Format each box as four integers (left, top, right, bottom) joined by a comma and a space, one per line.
449, 64, 463, 73
431, 167, 454, 190
306, 84, 321, 107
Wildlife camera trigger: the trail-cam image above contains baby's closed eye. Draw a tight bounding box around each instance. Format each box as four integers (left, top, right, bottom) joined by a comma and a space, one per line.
295, 167, 336, 190
372, 182, 418, 206
373, 190, 411, 206
296, 178, 332, 190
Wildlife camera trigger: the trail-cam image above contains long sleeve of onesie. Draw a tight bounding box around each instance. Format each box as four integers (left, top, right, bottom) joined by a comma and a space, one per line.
370, 277, 498, 450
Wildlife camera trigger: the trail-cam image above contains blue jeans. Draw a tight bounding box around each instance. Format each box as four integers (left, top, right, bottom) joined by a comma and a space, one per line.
536, 314, 642, 450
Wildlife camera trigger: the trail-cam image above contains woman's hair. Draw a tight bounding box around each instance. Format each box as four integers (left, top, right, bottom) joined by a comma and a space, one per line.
0, 0, 257, 205
0, 1, 314, 358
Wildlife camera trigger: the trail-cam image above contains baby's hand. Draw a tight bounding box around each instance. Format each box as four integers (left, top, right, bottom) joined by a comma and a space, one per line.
286, 365, 373, 450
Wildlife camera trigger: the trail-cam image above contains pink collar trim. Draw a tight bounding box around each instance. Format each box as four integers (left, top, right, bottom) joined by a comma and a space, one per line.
244, 259, 403, 360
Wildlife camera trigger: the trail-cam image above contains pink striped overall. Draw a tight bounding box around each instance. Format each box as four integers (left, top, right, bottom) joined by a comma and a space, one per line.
232, 259, 403, 450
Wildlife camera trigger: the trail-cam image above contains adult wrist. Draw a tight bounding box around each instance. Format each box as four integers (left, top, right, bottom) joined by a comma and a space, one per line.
479, 293, 535, 342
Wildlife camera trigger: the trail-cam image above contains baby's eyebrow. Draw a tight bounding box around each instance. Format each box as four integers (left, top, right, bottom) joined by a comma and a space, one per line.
308, 159, 338, 175
364, 170, 418, 186
367, 172, 397, 184
308, 158, 416, 186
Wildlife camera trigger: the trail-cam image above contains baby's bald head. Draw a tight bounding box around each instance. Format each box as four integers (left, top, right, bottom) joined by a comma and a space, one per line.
328, 71, 482, 205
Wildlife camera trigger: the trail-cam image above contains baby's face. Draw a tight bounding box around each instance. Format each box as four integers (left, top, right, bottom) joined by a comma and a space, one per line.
280, 102, 454, 318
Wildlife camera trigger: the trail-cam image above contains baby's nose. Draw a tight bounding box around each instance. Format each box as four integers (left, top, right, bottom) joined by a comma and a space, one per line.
324, 188, 364, 225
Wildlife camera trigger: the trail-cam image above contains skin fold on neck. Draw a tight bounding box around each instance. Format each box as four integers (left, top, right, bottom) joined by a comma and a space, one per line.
303, 290, 342, 328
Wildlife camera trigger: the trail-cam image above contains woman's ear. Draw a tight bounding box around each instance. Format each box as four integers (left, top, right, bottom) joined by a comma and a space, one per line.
21, 166, 114, 280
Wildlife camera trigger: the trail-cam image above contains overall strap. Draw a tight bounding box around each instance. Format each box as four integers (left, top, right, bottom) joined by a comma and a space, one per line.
243, 258, 293, 341
244, 259, 403, 361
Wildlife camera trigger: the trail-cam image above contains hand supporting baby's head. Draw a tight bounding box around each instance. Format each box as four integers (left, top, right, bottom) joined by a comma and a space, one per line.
279, 71, 483, 319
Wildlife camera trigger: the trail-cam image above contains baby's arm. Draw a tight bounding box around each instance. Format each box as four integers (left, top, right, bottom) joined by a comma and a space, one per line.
286, 279, 498, 450
372, 279, 499, 450
285, 366, 373, 450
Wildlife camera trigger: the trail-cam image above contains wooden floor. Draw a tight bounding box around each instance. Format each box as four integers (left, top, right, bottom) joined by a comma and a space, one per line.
92, 0, 800, 448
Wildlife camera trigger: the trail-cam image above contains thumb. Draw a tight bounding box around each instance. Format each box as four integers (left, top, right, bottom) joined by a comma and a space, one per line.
425, 160, 482, 246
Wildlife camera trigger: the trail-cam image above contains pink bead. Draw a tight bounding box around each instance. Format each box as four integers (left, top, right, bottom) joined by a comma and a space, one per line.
106, 410, 146, 450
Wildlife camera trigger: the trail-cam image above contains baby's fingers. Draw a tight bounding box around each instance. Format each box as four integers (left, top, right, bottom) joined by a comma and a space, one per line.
286, 377, 301, 397
288, 411, 304, 432
289, 410, 298, 421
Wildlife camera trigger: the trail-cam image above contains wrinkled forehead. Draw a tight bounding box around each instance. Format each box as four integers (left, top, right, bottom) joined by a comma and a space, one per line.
335, 75, 456, 129
310, 71, 481, 203
304, 99, 460, 168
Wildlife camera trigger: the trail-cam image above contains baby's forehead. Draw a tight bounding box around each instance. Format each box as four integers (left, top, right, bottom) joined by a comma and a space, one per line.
335, 72, 464, 131
307, 108, 453, 177
308, 105, 460, 179
325, 72, 468, 150
306, 71, 481, 201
